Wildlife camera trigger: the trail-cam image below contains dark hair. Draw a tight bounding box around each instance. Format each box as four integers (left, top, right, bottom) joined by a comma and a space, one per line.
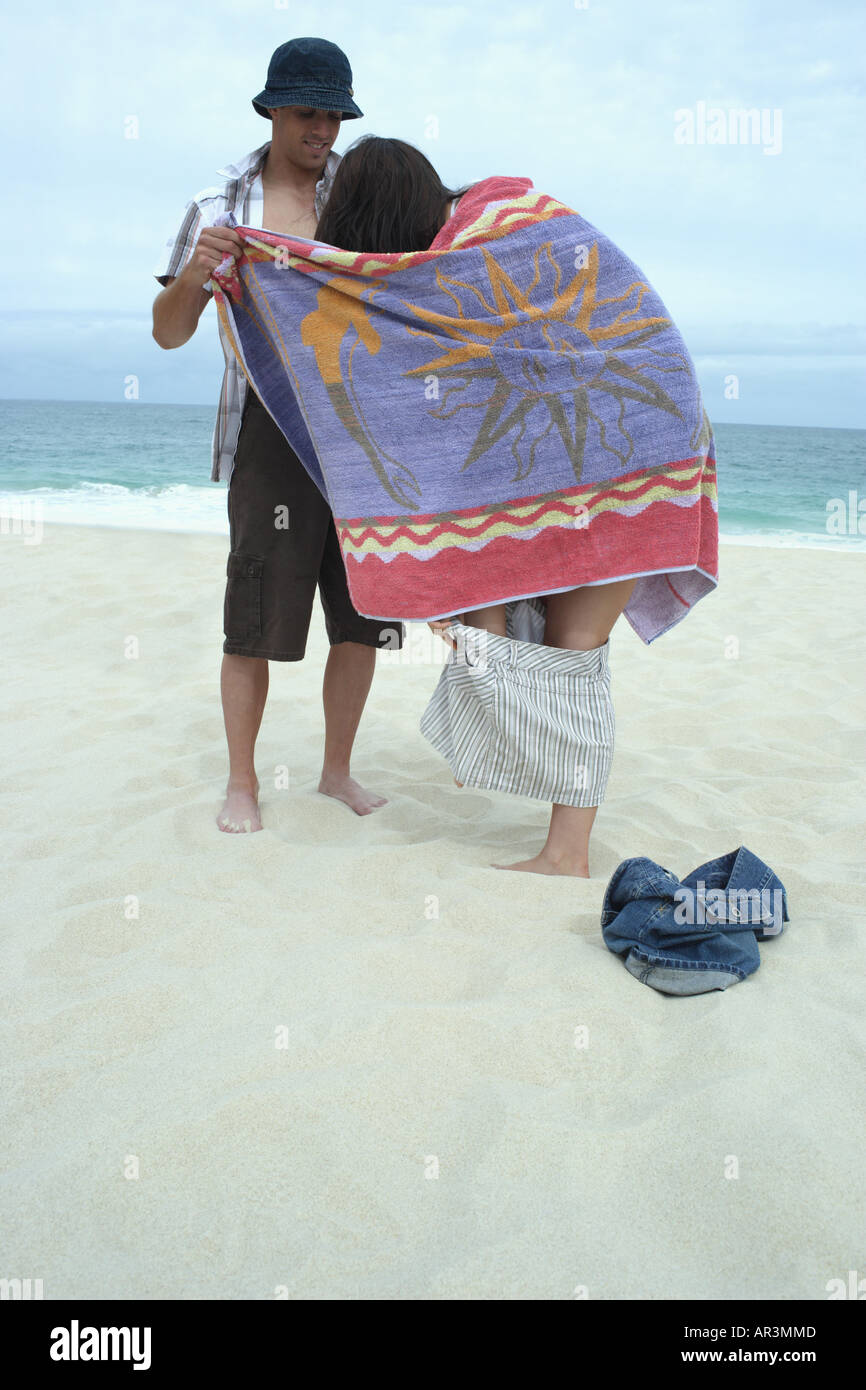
315, 135, 472, 253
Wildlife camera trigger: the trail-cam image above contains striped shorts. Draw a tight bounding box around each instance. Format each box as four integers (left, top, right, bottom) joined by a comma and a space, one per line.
419, 619, 615, 808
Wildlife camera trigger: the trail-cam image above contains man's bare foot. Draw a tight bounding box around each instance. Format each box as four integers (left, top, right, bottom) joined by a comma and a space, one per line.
318, 771, 387, 816
453, 776, 464, 787
493, 849, 589, 877
217, 779, 262, 833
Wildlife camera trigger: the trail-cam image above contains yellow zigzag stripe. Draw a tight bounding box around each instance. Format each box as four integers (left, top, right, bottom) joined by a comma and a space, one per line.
340, 475, 717, 555
341, 465, 691, 539
341, 463, 715, 535
242, 192, 568, 277
450, 193, 569, 247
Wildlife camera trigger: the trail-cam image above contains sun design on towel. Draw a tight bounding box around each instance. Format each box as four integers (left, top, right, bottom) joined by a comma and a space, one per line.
401, 242, 690, 484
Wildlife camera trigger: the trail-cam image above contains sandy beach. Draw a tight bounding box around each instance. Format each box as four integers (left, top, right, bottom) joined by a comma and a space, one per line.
1, 524, 863, 1300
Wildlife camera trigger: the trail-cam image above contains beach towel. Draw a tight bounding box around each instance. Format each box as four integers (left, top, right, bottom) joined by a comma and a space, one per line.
211, 176, 718, 643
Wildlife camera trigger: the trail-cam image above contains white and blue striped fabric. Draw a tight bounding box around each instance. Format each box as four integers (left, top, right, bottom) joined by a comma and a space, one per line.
420, 609, 615, 808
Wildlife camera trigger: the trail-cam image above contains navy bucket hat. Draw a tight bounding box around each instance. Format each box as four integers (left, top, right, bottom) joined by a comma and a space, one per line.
252, 37, 363, 120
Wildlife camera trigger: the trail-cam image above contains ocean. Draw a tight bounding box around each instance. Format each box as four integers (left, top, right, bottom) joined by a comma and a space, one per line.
0, 400, 864, 550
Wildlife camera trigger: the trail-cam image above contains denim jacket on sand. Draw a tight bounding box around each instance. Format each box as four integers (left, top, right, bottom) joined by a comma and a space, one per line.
600, 847, 790, 995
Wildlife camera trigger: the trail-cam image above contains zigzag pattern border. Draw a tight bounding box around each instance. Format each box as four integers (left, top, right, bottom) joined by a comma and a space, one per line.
337, 456, 717, 555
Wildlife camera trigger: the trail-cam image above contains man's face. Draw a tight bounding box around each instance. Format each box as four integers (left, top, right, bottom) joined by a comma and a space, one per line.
269, 106, 342, 168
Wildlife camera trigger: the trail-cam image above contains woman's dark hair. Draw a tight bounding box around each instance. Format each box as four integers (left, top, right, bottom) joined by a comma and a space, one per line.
315, 135, 472, 254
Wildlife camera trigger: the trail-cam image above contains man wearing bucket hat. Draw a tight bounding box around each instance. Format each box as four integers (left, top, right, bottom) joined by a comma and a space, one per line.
153, 39, 404, 833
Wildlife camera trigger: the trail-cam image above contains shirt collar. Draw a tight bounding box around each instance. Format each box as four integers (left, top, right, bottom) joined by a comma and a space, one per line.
216, 142, 341, 189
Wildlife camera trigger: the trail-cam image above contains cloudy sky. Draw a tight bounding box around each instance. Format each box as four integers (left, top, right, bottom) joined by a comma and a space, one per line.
2, 0, 863, 425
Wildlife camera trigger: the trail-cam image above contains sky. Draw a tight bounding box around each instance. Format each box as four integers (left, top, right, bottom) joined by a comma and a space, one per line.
2, 0, 864, 426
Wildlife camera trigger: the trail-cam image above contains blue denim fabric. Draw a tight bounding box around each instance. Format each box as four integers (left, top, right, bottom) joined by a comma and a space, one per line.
600, 847, 790, 995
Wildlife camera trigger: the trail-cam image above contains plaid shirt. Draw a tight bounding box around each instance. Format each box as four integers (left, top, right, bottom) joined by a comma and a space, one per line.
153, 141, 340, 483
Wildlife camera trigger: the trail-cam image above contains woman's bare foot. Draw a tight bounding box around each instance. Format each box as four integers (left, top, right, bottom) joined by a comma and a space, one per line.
493, 848, 589, 877
318, 771, 387, 816
218, 778, 262, 833
495, 806, 596, 875
453, 776, 464, 787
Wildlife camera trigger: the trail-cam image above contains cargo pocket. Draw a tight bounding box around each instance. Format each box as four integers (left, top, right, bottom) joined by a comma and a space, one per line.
224, 552, 264, 641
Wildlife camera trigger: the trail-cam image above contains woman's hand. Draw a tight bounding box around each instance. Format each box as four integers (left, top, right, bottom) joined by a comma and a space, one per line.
428, 618, 458, 649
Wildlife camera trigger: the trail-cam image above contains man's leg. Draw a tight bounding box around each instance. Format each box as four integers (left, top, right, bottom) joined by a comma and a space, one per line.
218, 388, 317, 834
318, 641, 387, 815
316, 517, 406, 815
218, 653, 268, 832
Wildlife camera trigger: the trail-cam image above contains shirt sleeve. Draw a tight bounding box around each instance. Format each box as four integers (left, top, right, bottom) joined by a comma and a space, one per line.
153, 198, 206, 288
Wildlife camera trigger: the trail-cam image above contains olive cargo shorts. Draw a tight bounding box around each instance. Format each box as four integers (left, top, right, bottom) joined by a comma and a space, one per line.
223, 390, 405, 660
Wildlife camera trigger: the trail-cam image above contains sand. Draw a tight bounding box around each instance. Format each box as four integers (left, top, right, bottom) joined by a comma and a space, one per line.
0, 524, 863, 1300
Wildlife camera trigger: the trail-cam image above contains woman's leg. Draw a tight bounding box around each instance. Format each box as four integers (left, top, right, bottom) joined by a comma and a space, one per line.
495, 578, 636, 877
542, 579, 636, 652
461, 603, 507, 636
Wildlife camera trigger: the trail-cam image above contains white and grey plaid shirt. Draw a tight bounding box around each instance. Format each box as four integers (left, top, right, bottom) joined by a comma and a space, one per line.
153, 141, 340, 483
